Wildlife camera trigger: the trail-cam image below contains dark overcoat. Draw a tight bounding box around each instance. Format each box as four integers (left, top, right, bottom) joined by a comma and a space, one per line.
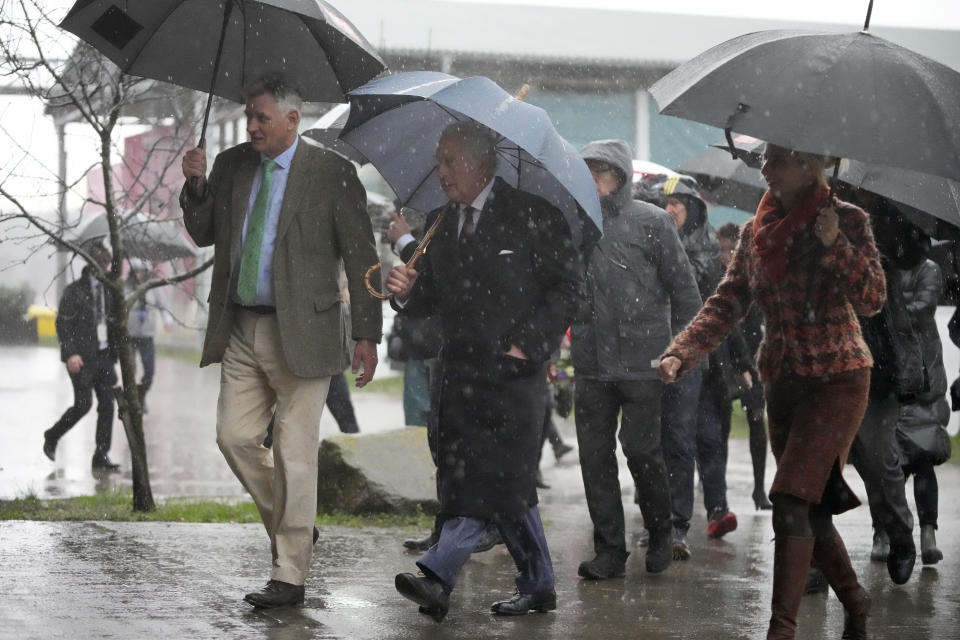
395, 178, 584, 518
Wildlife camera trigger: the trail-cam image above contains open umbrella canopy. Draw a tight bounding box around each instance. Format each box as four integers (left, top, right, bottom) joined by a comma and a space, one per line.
339, 71, 601, 249
63, 211, 195, 261
59, 0, 384, 104
649, 28, 960, 182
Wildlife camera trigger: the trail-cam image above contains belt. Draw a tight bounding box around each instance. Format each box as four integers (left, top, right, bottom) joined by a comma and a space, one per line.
240, 305, 276, 315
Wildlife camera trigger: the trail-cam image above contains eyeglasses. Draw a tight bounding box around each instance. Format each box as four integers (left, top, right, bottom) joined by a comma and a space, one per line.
587, 163, 615, 176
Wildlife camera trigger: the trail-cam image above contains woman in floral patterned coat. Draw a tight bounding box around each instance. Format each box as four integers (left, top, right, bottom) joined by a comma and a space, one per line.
658, 144, 886, 640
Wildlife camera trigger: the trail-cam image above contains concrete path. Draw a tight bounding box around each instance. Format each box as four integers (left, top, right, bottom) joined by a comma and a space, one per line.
1, 345, 959, 639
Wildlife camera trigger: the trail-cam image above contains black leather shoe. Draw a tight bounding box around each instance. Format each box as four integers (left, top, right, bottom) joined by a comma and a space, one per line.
91, 456, 120, 472
578, 551, 627, 580
43, 437, 57, 462
473, 524, 503, 553
244, 580, 305, 608
490, 590, 557, 615
395, 572, 449, 622
887, 541, 916, 585
403, 532, 437, 552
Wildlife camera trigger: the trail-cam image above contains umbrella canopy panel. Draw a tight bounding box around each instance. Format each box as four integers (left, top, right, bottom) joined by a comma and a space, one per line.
59, 0, 386, 104
838, 160, 960, 238
341, 72, 601, 248
650, 30, 960, 182
63, 211, 196, 261
677, 146, 765, 212
303, 103, 367, 163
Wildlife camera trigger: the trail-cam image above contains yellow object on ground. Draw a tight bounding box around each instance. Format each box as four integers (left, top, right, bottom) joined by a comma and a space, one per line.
27, 305, 57, 338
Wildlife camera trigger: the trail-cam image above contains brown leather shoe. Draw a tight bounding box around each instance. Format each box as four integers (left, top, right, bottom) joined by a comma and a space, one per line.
243, 580, 305, 608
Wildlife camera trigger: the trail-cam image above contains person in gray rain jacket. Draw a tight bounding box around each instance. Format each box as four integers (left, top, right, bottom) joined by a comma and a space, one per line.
896, 229, 950, 567
571, 139, 701, 580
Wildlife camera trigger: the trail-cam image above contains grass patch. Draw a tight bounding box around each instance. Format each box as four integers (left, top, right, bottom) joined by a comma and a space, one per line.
0, 489, 432, 528
346, 370, 403, 395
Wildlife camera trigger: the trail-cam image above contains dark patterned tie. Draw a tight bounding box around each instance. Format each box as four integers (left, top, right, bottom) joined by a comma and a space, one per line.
459, 205, 476, 243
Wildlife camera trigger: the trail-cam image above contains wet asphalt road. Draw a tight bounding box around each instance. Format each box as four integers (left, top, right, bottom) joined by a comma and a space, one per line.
1, 345, 959, 639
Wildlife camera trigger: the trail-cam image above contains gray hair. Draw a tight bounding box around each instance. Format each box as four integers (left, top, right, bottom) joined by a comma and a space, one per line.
440, 121, 499, 178
244, 74, 303, 116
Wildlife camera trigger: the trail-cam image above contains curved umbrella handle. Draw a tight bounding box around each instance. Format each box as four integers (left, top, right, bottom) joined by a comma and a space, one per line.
363, 207, 451, 300
363, 263, 389, 300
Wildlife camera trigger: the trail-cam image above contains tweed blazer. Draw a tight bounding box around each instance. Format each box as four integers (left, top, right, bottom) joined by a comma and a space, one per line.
180, 137, 382, 377
664, 199, 886, 383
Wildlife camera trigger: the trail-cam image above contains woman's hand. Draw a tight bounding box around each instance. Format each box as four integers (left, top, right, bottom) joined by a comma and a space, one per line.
814, 206, 840, 247
657, 356, 681, 384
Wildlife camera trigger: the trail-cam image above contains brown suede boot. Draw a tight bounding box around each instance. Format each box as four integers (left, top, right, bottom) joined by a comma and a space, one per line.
813, 527, 870, 640
767, 536, 816, 640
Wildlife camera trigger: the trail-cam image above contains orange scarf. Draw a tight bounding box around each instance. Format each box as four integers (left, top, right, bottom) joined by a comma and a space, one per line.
753, 184, 830, 283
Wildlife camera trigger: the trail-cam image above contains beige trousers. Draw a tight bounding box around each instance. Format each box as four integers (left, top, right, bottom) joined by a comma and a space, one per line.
217, 309, 330, 585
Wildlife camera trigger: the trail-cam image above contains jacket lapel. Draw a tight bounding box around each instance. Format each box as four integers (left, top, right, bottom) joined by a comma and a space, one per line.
231, 153, 260, 263
276, 140, 312, 243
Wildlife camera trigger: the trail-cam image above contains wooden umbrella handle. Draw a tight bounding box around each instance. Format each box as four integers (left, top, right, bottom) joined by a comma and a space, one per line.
363, 207, 451, 300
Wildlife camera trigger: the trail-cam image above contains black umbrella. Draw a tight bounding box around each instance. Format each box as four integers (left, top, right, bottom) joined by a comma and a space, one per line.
649, 7, 960, 182
722, 135, 960, 237
676, 144, 765, 212
59, 0, 386, 146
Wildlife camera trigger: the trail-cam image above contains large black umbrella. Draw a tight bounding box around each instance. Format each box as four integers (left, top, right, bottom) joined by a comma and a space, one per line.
649, 11, 960, 182
59, 0, 386, 145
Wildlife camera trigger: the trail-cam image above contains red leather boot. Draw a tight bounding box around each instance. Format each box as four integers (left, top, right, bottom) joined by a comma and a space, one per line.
813, 527, 870, 639
767, 536, 816, 640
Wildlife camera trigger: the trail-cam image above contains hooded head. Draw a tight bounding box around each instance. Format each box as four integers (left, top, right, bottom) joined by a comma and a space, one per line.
657, 174, 707, 235
580, 139, 634, 217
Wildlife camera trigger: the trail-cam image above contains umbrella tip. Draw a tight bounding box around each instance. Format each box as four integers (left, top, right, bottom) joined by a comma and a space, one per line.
863, 0, 874, 32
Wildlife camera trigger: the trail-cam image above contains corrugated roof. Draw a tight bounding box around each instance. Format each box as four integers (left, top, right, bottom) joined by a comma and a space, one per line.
337, 0, 960, 70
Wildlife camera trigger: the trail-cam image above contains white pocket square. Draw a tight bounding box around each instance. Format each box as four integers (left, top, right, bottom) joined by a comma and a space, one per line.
498, 249, 514, 255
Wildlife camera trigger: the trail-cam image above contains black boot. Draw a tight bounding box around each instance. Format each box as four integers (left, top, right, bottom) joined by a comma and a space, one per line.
920, 524, 943, 565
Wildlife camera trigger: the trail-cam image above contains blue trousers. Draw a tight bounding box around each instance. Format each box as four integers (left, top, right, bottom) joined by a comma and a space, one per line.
417, 506, 554, 594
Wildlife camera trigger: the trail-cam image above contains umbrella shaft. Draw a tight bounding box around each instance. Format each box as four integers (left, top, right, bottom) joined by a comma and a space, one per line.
198, 0, 236, 147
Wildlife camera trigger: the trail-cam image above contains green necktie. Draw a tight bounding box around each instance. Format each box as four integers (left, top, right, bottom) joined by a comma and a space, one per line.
237, 158, 278, 305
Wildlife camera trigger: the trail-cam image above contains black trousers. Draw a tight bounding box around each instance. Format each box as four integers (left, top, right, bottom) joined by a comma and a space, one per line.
848, 392, 914, 544
45, 350, 117, 457
575, 377, 671, 556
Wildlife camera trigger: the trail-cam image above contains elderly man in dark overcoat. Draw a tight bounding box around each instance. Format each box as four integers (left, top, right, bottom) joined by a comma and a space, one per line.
385, 121, 584, 622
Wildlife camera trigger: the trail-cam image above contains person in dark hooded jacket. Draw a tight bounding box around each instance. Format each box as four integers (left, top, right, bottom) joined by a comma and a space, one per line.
43, 241, 121, 471
649, 175, 743, 553
571, 139, 701, 579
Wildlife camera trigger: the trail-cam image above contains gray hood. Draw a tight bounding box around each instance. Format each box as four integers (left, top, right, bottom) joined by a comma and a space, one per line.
580, 139, 634, 216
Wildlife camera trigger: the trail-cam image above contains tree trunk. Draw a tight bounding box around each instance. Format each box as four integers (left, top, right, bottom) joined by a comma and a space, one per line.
107, 276, 155, 512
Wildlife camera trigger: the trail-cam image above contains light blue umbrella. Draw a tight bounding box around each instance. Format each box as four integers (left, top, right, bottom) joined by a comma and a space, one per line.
339, 71, 601, 250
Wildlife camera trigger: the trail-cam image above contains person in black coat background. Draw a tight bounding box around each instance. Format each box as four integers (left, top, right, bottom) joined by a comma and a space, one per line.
43, 241, 121, 471
385, 121, 584, 622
